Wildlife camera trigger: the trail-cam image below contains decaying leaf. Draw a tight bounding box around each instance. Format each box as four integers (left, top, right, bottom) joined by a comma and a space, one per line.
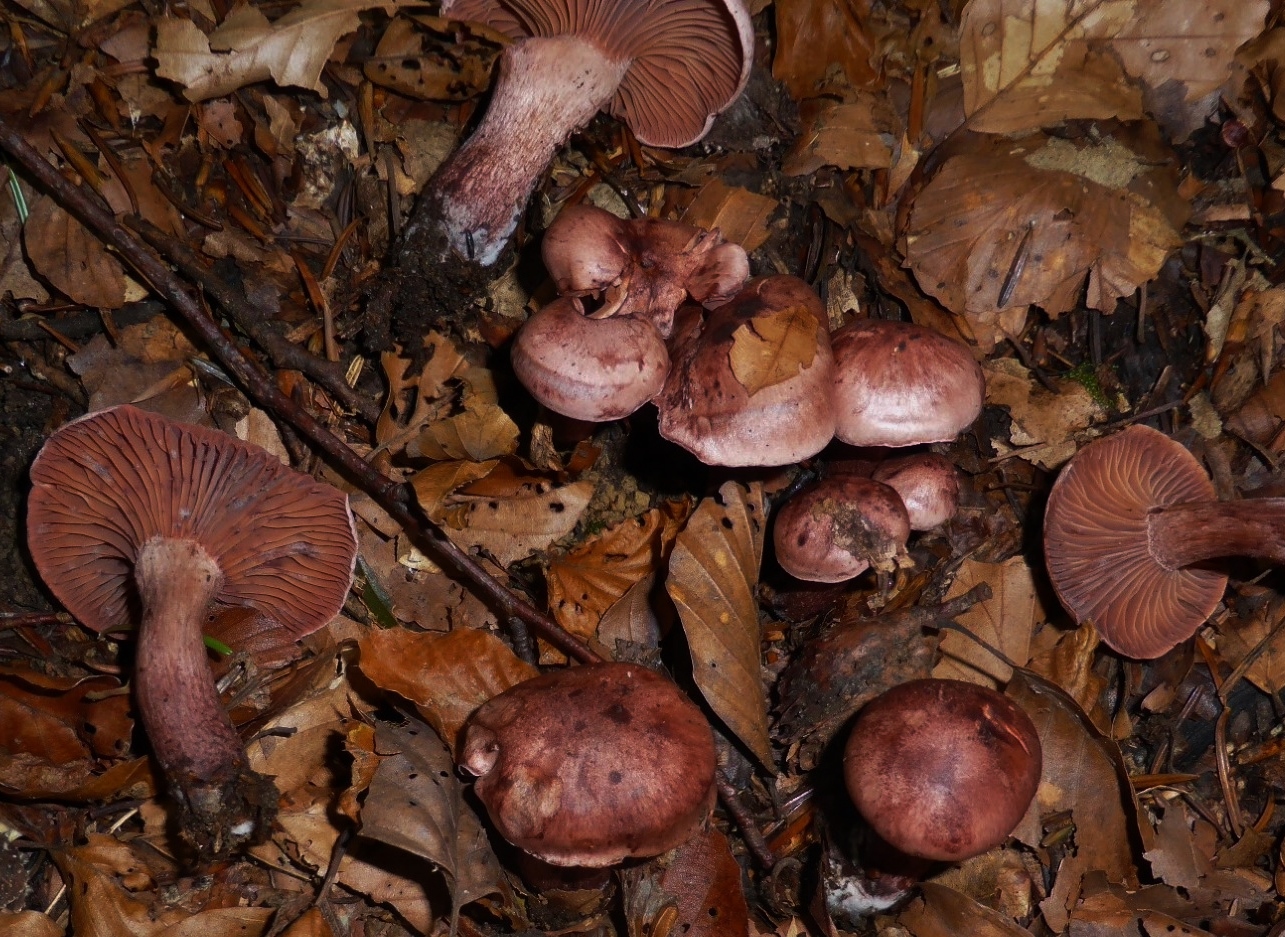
154, 0, 396, 102
357, 627, 537, 749
728, 303, 821, 397
934, 556, 1042, 686
23, 194, 127, 308
772, 0, 879, 98
667, 481, 771, 767
905, 130, 1187, 340
960, 0, 1269, 139
363, 14, 503, 101
622, 828, 749, 937
897, 881, 1032, 937
782, 96, 898, 176
680, 179, 778, 252
984, 358, 1106, 469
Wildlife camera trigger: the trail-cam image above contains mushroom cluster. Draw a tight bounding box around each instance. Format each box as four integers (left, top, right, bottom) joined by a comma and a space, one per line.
26, 406, 358, 857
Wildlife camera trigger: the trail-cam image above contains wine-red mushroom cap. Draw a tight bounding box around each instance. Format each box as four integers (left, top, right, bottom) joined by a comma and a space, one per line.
843, 679, 1041, 863
655, 276, 837, 467
511, 295, 670, 422
459, 662, 717, 867
1043, 425, 1226, 659
831, 320, 984, 447
871, 453, 961, 531
772, 476, 910, 583
26, 405, 357, 637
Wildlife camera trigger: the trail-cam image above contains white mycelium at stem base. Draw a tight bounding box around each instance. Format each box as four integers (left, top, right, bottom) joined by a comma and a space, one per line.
412, 35, 630, 266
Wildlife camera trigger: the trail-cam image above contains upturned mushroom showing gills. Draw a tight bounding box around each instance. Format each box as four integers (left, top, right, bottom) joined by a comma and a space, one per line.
1044, 424, 1285, 659
26, 406, 357, 858
410, 0, 753, 269
831, 320, 985, 447
772, 476, 911, 583
656, 275, 837, 466
458, 662, 717, 867
542, 203, 750, 337
510, 294, 670, 422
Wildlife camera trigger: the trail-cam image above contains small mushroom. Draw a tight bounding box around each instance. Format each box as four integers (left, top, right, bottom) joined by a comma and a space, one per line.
511, 295, 670, 422
772, 476, 910, 583
459, 662, 716, 867
871, 453, 961, 530
26, 406, 357, 857
843, 679, 1041, 864
414, 0, 753, 268
1044, 424, 1285, 659
542, 203, 750, 336
831, 320, 984, 447
655, 276, 837, 466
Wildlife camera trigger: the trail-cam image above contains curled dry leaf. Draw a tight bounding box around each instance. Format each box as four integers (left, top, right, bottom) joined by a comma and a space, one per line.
439, 471, 595, 566
728, 302, 821, 396
904, 130, 1187, 341
984, 358, 1106, 470
357, 627, 537, 750
23, 194, 127, 308
960, 0, 1269, 140
363, 14, 502, 101
782, 96, 898, 176
622, 828, 749, 937
680, 179, 779, 253
154, 0, 396, 102
666, 481, 772, 767
933, 556, 1042, 686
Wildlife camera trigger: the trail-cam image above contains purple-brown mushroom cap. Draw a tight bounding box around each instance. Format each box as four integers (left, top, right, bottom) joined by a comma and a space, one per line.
871, 453, 961, 530
773, 476, 910, 583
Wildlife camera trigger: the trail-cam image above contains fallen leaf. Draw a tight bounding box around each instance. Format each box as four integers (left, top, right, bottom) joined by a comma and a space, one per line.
667, 481, 771, 767
363, 14, 502, 101
154, 0, 396, 102
897, 881, 1031, 936
597, 573, 666, 653
934, 556, 1043, 685
983, 358, 1106, 470
9, 0, 132, 30
728, 302, 821, 397
0, 912, 62, 937
441, 472, 594, 566
773, 0, 879, 98
680, 179, 778, 252
23, 194, 127, 308
622, 828, 749, 937
782, 96, 897, 176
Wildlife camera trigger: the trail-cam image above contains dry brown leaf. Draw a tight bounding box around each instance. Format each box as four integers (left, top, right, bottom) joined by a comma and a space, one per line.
598, 573, 666, 653
667, 481, 771, 767
782, 96, 897, 176
897, 881, 1031, 937
9, 0, 132, 29
1027, 622, 1108, 726
154, 0, 395, 102
362, 717, 508, 914
408, 459, 499, 520
623, 828, 749, 937
364, 14, 502, 100
0, 182, 48, 303
680, 179, 778, 252
24, 194, 127, 308
357, 627, 537, 749
441, 473, 594, 566
772, 0, 879, 99
960, 0, 1269, 139
0, 912, 63, 937
55, 845, 184, 937
934, 556, 1042, 686
728, 303, 821, 397
983, 358, 1106, 469
0, 666, 132, 765
905, 131, 1186, 338
278, 909, 332, 937
1007, 672, 1140, 932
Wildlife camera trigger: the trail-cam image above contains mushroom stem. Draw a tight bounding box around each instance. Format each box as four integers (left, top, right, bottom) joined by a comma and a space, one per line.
133, 537, 275, 855
409, 35, 629, 267
1149, 499, 1285, 569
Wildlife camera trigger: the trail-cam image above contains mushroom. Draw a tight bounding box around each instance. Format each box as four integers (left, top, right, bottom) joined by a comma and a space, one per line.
458, 662, 716, 867
772, 476, 910, 583
510, 295, 670, 421
26, 406, 357, 857
1043, 424, 1285, 659
871, 453, 961, 530
413, 0, 754, 268
831, 320, 985, 447
655, 276, 837, 466
542, 203, 750, 336
832, 678, 1041, 914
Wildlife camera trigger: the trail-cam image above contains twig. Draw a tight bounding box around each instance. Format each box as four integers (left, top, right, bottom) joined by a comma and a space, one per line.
0, 114, 599, 668
716, 774, 776, 871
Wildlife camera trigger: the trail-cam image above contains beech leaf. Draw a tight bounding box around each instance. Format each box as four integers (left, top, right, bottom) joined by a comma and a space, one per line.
439, 474, 594, 566
667, 481, 771, 767
728, 303, 821, 397
934, 556, 1043, 686
23, 195, 126, 308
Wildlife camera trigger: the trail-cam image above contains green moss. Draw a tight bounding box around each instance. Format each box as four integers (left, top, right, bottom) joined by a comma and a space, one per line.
1065, 361, 1111, 410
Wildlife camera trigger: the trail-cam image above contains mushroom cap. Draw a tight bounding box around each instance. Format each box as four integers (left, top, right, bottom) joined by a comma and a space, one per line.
26, 405, 358, 638
843, 679, 1042, 863
871, 453, 961, 531
459, 662, 717, 867
1043, 425, 1226, 659
542, 204, 749, 337
772, 476, 910, 583
831, 320, 985, 447
655, 276, 837, 467
443, 0, 753, 149
511, 295, 670, 422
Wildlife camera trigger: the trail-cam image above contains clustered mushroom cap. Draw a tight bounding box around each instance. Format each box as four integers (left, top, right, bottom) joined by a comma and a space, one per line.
772, 475, 910, 583
831, 320, 984, 447
655, 275, 837, 466
843, 679, 1042, 863
459, 662, 716, 867
26, 405, 358, 639
511, 295, 670, 422
871, 453, 961, 531
444, 0, 754, 150
1043, 425, 1227, 659
542, 203, 750, 336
